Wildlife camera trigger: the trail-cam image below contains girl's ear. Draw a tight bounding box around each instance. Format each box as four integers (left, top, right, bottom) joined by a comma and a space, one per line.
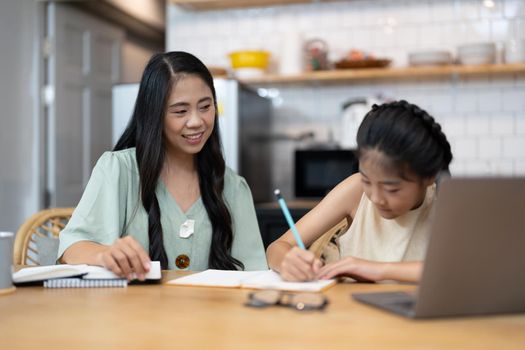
424, 175, 437, 187
433, 170, 451, 190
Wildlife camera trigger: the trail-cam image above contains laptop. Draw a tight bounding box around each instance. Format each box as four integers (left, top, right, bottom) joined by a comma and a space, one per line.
352, 178, 525, 319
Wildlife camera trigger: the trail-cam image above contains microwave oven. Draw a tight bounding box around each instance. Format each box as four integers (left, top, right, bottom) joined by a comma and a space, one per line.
294, 149, 359, 198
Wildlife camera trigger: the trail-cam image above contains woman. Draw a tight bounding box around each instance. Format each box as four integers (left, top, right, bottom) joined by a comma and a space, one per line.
267, 100, 453, 283
58, 51, 267, 279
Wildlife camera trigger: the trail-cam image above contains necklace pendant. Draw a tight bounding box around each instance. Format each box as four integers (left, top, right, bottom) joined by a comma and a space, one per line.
179, 219, 195, 238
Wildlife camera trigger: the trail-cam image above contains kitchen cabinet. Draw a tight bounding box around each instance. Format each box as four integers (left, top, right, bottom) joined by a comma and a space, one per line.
169, 0, 340, 11
239, 63, 525, 85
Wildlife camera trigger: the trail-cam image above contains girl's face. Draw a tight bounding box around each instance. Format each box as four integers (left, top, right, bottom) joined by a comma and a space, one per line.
164, 74, 215, 157
359, 149, 434, 219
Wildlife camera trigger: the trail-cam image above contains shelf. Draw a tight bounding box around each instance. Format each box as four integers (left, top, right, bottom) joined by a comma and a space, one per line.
169, 0, 339, 11
239, 63, 525, 85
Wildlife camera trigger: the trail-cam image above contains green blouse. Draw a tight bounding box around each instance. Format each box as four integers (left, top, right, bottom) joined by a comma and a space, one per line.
58, 148, 268, 271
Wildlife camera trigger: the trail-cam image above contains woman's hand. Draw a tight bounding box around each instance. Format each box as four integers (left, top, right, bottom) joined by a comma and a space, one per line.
279, 247, 323, 282
316, 256, 385, 282
96, 236, 151, 281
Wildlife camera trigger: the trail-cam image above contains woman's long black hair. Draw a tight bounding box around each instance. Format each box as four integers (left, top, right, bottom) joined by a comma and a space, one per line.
114, 51, 243, 271
356, 100, 453, 179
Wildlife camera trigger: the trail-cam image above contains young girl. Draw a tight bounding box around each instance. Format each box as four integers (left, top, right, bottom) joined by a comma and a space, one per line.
267, 100, 453, 283
58, 51, 267, 279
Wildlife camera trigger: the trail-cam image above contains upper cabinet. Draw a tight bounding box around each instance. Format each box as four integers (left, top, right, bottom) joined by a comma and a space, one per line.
169, 0, 340, 11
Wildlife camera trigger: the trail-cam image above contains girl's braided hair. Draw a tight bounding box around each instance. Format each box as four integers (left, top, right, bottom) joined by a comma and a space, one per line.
356, 100, 453, 179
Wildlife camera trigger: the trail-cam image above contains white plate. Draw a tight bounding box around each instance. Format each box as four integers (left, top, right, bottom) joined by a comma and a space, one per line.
408, 51, 453, 66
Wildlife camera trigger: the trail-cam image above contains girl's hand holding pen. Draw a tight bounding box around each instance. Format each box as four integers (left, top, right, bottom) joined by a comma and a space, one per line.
280, 246, 323, 282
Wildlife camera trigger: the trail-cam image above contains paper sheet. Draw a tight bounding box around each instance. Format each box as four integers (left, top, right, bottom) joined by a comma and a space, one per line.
167, 269, 336, 292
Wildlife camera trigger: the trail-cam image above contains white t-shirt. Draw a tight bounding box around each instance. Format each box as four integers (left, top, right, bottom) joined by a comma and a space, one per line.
339, 184, 436, 262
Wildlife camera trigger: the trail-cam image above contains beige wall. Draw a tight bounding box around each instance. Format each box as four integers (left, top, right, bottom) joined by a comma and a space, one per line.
108, 0, 165, 83
106, 0, 165, 31
121, 37, 159, 83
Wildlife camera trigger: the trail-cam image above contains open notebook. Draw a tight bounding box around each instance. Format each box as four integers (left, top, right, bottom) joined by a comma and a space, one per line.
13, 261, 161, 286
167, 269, 336, 292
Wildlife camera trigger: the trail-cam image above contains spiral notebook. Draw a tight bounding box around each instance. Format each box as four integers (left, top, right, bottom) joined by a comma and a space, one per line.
43, 278, 128, 288
13, 261, 161, 288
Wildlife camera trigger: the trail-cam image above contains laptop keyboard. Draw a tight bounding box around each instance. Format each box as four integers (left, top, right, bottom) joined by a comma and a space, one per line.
381, 292, 415, 303
392, 299, 416, 310
353, 291, 417, 315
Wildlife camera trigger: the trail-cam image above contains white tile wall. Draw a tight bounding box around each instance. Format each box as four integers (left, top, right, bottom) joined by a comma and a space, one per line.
516, 160, 525, 172
479, 137, 503, 158
454, 137, 479, 159
502, 88, 525, 111
517, 115, 525, 133
490, 113, 515, 134
167, 0, 525, 197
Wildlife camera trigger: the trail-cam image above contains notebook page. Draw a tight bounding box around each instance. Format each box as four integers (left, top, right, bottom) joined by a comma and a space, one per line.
240, 270, 336, 292
82, 261, 161, 280
167, 269, 267, 288
12, 264, 88, 283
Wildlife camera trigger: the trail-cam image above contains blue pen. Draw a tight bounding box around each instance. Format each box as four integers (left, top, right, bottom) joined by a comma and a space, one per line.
274, 189, 306, 250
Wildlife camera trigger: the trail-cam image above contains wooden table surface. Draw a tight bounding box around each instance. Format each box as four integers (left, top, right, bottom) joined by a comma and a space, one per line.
1, 271, 524, 350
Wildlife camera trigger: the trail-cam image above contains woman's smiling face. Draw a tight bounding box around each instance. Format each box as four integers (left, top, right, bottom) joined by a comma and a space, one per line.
163, 74, 216, 157
359, 149, 434, 219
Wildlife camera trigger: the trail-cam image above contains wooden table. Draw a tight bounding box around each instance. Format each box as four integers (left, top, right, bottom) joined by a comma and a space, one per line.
1, 271, 524, 349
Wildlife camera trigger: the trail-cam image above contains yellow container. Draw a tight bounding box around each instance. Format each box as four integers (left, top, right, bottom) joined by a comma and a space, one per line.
228, 50, 270, 69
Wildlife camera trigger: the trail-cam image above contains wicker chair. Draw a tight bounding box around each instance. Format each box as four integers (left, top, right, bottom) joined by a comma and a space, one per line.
308, 218, 350, 264
13, 207, 74, 265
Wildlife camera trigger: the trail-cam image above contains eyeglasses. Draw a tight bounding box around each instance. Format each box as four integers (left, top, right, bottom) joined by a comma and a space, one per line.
245, 290, 328, 311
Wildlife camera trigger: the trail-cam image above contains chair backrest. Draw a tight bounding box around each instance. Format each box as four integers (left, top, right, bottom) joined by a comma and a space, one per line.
13, 207, 74, 265
308, 218, 350, 264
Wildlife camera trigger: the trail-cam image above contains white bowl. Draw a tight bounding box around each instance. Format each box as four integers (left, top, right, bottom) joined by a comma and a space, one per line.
457, 43, 496, 65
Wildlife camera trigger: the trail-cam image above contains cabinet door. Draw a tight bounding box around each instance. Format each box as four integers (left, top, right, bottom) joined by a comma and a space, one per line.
46, 3, 123, 206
